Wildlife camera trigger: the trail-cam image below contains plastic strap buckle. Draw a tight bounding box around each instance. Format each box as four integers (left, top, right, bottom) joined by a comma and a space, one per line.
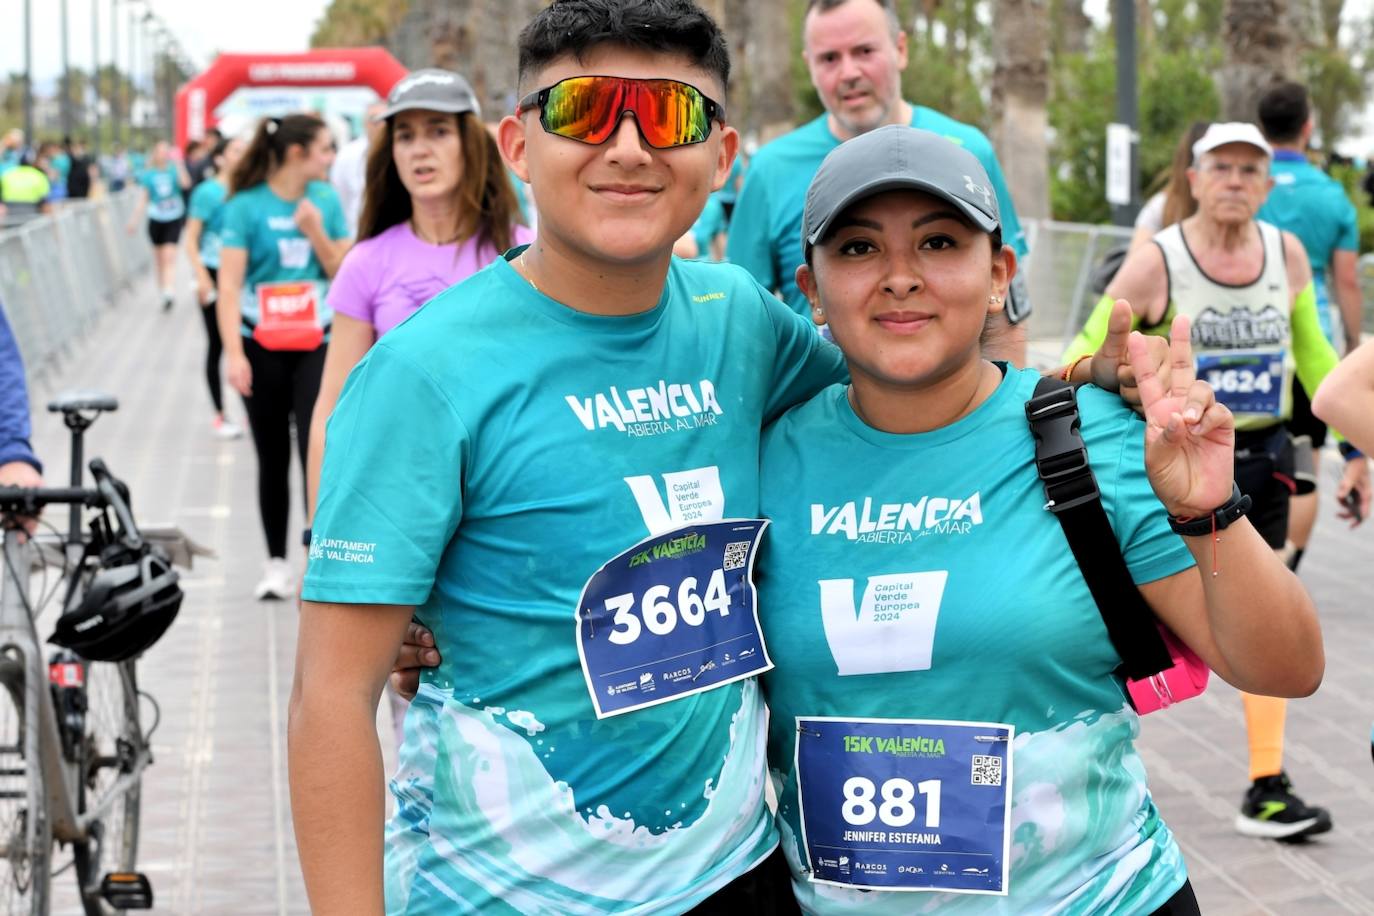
1025, 384, 1099, 514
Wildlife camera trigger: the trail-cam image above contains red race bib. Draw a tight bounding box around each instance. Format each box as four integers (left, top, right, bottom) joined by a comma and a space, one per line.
254, 281, 324, 351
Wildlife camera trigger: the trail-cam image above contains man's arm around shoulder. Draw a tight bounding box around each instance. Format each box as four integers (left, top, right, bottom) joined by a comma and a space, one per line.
289, 600, 415, 915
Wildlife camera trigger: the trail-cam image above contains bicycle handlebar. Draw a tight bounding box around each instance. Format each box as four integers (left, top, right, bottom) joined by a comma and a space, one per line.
0, 459, 142, 550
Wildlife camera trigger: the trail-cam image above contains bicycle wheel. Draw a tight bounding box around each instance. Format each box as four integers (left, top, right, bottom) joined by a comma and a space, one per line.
72, 660, 141, 916
0, 652, 51, 915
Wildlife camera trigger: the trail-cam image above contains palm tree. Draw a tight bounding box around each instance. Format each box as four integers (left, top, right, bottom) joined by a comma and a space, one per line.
1218, 0, 1297, 120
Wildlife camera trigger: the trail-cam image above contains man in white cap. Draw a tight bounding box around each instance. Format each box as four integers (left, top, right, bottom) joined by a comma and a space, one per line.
1067, 121, 1369, 842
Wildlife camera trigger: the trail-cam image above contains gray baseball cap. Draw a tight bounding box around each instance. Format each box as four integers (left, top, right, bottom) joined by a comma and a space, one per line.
803, 125, 1000, 254
378, 69, 481, 121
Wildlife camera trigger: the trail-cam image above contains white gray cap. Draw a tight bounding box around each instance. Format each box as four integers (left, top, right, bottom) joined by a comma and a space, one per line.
1191, 122, 1272, 160
378, 69, 480, 121
803, 125, 1000, 254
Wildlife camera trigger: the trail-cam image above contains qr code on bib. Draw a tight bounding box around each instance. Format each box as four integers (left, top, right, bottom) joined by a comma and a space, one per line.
971, 755, 1003, 786
723, 541, 750, 572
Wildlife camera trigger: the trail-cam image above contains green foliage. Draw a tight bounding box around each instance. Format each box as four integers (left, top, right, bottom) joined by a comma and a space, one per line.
1331, 162, 1374, 253
1138, 50, 1221, 191
1049, 45, 1115, 224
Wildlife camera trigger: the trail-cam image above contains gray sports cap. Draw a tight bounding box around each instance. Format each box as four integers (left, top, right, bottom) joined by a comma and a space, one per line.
803, 125, 1000, 254
378, 69, 481, 121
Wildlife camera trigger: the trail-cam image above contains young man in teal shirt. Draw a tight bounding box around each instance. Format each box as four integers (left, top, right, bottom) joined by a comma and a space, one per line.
291, 2, 846, 912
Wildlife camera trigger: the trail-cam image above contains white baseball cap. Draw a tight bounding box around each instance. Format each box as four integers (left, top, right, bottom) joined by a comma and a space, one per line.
1192, 122, 1272, 161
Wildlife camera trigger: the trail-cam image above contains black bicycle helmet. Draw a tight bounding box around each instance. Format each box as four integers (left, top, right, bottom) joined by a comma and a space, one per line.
50, 548, 183, 662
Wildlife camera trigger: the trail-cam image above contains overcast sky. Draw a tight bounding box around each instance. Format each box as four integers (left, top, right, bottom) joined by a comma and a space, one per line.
3, 0, 332, 87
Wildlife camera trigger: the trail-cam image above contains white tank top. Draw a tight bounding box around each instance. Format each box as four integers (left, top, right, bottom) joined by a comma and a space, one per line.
1153, 221, 1291, 430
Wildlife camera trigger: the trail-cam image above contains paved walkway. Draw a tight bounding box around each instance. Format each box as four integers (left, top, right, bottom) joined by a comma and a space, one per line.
22, 276, 1374, 914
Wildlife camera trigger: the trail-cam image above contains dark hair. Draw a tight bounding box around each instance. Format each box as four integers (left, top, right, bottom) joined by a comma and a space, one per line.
804, 216, 1003, 265
1258, 82, 1310, 144
517, 0, 730, 93
356, 110, 523, 254
228, 113, 327, 195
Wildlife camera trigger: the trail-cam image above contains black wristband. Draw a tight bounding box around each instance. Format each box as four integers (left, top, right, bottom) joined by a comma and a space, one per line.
301, 526, 312, 547
1167, 483, 1251, 537
1339, 441, 1364, 460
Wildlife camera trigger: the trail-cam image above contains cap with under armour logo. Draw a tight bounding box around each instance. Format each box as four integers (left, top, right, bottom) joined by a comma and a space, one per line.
803, 125, 1001, 255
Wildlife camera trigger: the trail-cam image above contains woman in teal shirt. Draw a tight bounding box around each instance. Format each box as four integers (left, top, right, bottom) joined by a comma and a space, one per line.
216, 113, 349, 601
125, 140, 191, 311
758, 126, 1321, 914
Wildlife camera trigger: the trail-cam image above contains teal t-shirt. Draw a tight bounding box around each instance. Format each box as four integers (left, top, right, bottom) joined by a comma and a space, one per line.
758, 367, 1195, 914
137, 163, 185, 222
1257, 151, 1359, 342
187, 177, 228, 270
726, 109, 1028, 315
303, 254, 847, 914
219, 180, 348, 334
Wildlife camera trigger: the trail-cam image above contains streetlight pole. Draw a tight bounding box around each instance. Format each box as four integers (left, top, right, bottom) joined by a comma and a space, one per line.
61, 0, 73, 139
1110, 0, 1140, 226
23, 0, 34, 145
110, 0, 119, 150
92, 0, 102, 156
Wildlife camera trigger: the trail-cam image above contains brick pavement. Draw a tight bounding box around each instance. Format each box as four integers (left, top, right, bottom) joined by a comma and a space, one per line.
19, 281, 1374, 914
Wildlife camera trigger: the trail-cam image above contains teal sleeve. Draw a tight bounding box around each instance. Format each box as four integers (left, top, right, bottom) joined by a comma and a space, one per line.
759, 283, 848, 423
187, 182, 220, 222
1083, 392, 1196, 585
303, 343, 468, 605
978, 147, 1028, 257
1291, 281, 1340, 397
327, 193, 349, 240
1338, 198, 1359, 252
726, 169, 779, 292
219, 195, 248, 249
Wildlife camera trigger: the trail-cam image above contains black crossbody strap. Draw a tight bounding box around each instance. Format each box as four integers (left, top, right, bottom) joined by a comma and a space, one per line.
1026, 377, 1173, 680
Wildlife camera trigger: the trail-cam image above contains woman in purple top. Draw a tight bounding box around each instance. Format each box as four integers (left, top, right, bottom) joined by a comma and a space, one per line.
307, 70, 529, 555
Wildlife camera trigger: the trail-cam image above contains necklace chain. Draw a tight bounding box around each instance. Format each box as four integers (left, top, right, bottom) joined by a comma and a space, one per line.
410, 218, 464, 246
518, 252, 541, 295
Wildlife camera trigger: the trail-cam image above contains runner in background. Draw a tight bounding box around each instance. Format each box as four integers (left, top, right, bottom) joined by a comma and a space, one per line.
125, 140, 192, 311
1255, 82, 1365, 574
184, 135, 249, 441
727, 0, 1030, 362
305, 69, 530, 741
217, 114, 348, 601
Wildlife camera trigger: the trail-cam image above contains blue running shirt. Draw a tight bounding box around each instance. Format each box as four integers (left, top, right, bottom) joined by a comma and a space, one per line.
727, 109, 1027, 315
758, 367, 1195, 914
304, 254, 846, 914
218, 180, 348, 334
1257, 151, 1360, 342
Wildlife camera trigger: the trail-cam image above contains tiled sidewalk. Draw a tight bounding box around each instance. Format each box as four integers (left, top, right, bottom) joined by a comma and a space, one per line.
24, 280, 1374, 914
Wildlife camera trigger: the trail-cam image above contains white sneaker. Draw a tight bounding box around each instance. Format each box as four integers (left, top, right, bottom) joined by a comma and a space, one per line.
254, 558, 296, 600
213, 416, 245, 440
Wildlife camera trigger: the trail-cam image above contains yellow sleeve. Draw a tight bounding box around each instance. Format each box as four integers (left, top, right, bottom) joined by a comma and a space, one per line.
1062, 293, 1137, 363
1290, 281, 1349, 444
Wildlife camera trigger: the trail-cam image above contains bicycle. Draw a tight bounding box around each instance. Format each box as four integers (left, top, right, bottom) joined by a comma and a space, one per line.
0, 393, 206, 914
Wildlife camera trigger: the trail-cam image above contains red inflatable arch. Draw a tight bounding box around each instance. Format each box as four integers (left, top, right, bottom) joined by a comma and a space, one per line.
173, 48, 408, 149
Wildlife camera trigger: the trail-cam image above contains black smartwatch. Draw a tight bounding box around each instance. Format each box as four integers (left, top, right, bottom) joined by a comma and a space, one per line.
1167, 483, 1251, 537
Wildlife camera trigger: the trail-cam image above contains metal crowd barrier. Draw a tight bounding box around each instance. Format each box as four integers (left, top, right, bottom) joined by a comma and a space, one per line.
1021, 219, 1134, 350
0, 190, 151, 388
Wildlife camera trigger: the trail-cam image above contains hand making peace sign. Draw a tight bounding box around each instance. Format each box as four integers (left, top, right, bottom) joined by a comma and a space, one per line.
1126, 314, 1236, 519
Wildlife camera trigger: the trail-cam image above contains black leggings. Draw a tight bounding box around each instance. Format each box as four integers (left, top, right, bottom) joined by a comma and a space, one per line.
201, 267, 223, 414
241, 337, 326, 558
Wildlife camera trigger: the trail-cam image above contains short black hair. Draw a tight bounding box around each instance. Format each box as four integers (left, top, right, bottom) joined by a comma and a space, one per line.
517, 0, 730, 93
1258, 82, 1310, 144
